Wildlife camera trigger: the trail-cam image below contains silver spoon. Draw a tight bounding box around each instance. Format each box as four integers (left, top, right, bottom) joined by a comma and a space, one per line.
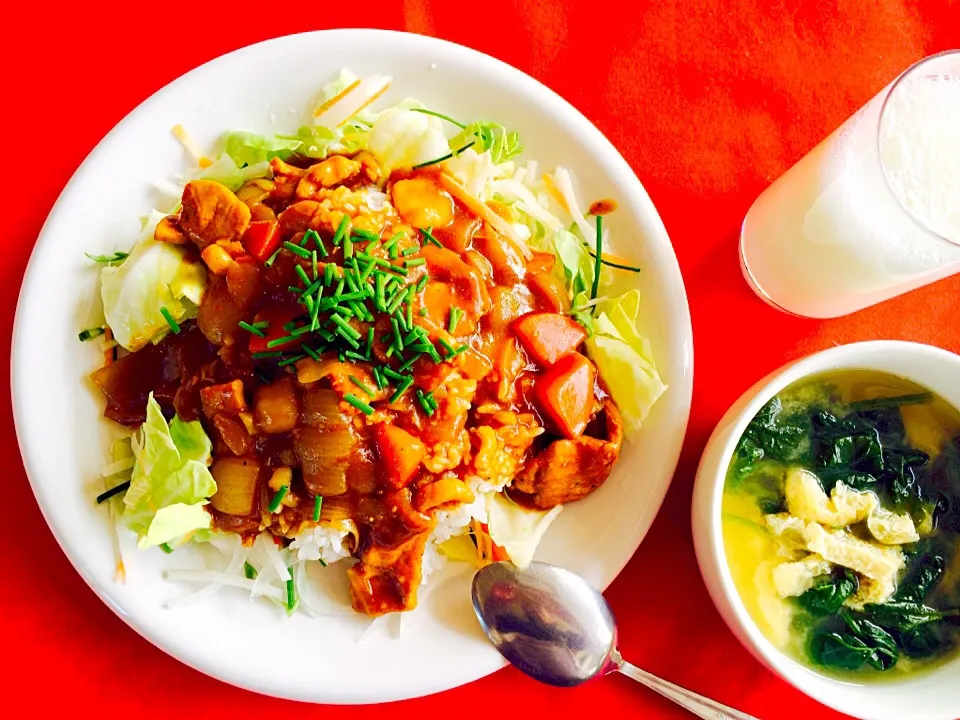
472, 561, 758, 720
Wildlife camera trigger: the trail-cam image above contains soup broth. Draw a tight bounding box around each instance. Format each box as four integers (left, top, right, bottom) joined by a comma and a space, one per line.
723, 369, 960, 678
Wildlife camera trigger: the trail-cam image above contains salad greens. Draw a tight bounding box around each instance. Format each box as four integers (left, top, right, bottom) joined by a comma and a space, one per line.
122, 394, 217, 548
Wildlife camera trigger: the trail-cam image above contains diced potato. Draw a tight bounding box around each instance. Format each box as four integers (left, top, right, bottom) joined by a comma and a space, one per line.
269, 467, 293, 492
293, 426, 354, 496
300, 386, 347, 428
212, 413, 254, 456
210, 457, 260, 516
297, 156, 361, 198
254, 377, 299, 434
200, 379, 247, 417
391, 177, 454, 227
201, 244, 234, 275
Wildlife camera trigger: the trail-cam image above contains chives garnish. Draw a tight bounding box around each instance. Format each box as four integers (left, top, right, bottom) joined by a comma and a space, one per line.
313, 495, 324, 523
366, 327, 375, 360
382, 367, 407, 382
85, 250, 129, 264
345, 393, 374, 415
447, 344, 468, 358
278, 354, 306, 367
312, 250, 319, 280
349, 375, 375, 398
419, 306, 429, 316
79, 326, 106, 342
439, 337, 456, 355
291, 324, 313, 337
344, 349, 367, 362
389, 242, 400, 260
406, 301, 413, 331
416, 389, 436, 416
319, 558, 328, 567
372, 367, 386, 390
160, 542, 175, 554
344, 233, 353, 259
335, 278, 346, 297
336, 328, 361, 350
416, 273, 429, 293
244, 562, 258, 580
330, 314, 361, 340
391, 317, 404, 352
284, 241, 311, 259
337, 289, 369, 303
448, 307, 463, 333
386, 286, 409, 315
252, 351, 284, 359
265, 248, 282, 267
359, 257, 377, 283
404, 258, 426, 268
420, 227, 442, 247
295, 264, 311, 286
351, 227, 378, 241
317, 328, 335, 343
385, 346, 396, 359
268, 485, 289, 513
267, 334, 298, 348
96, 480, 131, 504
324, 263, 335, 285
398, 353, 422, 373
590, 214, 603, 303
389, 376, 414, 403
287, 285, 304, 294
302, 344, 320, 361
301, 279, 322, 300
238, 320, 266, 338
159, 307, 181, 334
286, 574, 298, 615
332, 215, 349, 246
402, 245, 420, 257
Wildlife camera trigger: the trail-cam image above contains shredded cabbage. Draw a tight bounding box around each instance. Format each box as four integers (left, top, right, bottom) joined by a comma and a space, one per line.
221, 131, 302, 167
487, 493, 563, 568
368, 108, 449, 171
123, 394, 217, 548
101, 212, 206, 352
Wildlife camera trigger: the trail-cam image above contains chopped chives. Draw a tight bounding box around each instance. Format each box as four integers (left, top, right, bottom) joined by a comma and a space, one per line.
406, 302, 413, 331
286, 575, 298, 615
318, 558, 328, 568
352, 227, 379, 241
590, 214, 603, 302
337, 289, 370, 303
295, 264, 311, 287
402, 245, 420, 257
349, 375, 376, 398
389, 243, 399, 260
302, 344, 320, 361
344, 349, 368, 362
448, 307, 463, 334
330, 314, 361, 340
284, 241, 311, 259
278, 353, 306, 367
344, 234, 353, 259
96, 480, 131, 504
291, 324, 313, 337
385, 346, 395, 359
419, 306, 429, 317
359, 257, 377, 283
252, 351, 284, 359
372, 366, 386, 390
310, 291, 322, 330
447, 344, 469, 358
439, 337, 457, 355
345, 393, 374, 415
335, 278, 345, 297
416, 389, 436, 416
324, 263, 335, 285
389, 376, 414, 403
160, 542, 175, 554
312, 250, 319, 280
404, 258, 426, 268
268, 334, 298, 348
336, 328, 361, 350
79, 326, 106, 342
398, 353, 422, 373
386, 286, 409, 315
332, 215, 349, 246
382, 367, 407, 382
313, 495, 324, 523
305, 229, 328, 258
301, 279, 322, 300
365, 327, 375, 360
391, 317, 404, 352
238, 320, 266, 338
416, 273, 429, 293
159, 307, 181, 334
420, 227, 442, 247
287, 285, 304, 294
265, 248, 282, 267
244, 562, 258, 579
375, 274, 386, 310
268, 485, 289, 513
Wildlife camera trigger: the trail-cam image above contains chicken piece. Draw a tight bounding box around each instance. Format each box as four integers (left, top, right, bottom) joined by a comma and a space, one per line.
277, 200, 322, 236
784, 468, 877, 528
179, 180, 251, 249
513, 399, 623, 509
154, 215, 186, 244
348, 528, 434, 615
296, 156, 361, 198
269, 157, 307, 201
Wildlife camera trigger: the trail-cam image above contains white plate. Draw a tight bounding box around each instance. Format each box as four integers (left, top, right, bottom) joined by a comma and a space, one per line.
12, 30, 693, 704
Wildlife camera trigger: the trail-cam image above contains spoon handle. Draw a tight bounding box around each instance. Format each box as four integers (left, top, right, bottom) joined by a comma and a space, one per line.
614, 659, 759, 720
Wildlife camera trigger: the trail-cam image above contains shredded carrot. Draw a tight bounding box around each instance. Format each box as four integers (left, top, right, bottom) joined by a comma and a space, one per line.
541, 173, 569, 213
312, 78, 361, 118
338, 82, 391, 127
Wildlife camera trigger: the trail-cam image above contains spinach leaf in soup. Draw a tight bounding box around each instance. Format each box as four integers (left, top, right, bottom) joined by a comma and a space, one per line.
894, 552, 945, 604
797, 570, 859, 617
862, 602, 960, 634
810, 611, 899, 672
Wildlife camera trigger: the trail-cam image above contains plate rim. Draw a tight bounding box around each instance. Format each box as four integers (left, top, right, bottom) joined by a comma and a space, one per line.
11, 28, 694, 704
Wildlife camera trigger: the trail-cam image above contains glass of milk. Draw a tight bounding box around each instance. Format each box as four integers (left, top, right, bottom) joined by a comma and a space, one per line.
740, 50, 960, 318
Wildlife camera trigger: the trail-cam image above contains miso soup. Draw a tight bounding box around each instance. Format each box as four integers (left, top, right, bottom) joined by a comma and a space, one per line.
723, 369, 960, 678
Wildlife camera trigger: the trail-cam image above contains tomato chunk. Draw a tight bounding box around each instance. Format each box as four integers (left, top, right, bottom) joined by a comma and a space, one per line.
513, 312, 586, 366
373, 424, 426, 489
243, 220, 281, 262
248, 307, 299, 354
534, 352, 596, 439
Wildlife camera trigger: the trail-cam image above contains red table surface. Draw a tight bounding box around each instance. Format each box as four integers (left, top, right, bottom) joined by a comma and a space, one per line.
5, 1, 960, 717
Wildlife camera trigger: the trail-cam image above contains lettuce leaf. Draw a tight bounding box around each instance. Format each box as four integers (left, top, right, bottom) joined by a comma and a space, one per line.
221, 131, 302, 167
551, 228, 594, 295
368, 107, 450, 170
451, 121, 523, 165
487, 492, 563, 568
101, 212, 207, 352
123, 394, 216, 548
585, 289, 667, 432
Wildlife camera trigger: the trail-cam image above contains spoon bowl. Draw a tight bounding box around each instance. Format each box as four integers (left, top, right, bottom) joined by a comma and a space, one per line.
472, 561, 758, 720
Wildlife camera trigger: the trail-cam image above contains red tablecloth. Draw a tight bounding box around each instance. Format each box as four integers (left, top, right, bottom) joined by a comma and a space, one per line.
5, 2, 960, 718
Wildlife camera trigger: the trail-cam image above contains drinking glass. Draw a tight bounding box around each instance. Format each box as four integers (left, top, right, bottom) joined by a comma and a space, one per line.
740, 50, 960, 318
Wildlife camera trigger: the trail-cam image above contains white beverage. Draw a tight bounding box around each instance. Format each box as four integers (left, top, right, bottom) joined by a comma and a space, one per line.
741, 52, 960, 318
